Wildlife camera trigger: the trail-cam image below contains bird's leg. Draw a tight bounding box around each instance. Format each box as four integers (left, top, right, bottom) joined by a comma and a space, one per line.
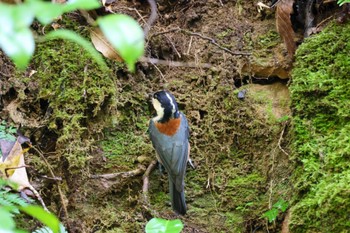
187, 159, 195, 169
157, 161, 166, 175
187, 143, 195, 169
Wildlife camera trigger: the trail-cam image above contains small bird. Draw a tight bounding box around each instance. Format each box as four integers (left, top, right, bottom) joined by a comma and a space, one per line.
148, 90, 190, 215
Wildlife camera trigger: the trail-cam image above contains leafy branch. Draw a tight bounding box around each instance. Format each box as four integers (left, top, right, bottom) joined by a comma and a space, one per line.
0, 179, 64, 233
262, 198, 289, 223
0, 0, 144, 71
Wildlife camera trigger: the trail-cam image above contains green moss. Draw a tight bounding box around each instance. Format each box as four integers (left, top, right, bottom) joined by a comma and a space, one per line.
216, 29, 233, 39
92, 74, 291, 231
256, 30, 280, 49
224, 212, 244, 232
28, 38, 116, 173
290, 22, 350, 232
100, 129, 153, 172
12, 20, 290, 232
69, 199, 144, 232
2, 6, 295, 232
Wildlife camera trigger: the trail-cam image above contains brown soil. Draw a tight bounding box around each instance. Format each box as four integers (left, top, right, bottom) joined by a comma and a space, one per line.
1, 1, 342, 232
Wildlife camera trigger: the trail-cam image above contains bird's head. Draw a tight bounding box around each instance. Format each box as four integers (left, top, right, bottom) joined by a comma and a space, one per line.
151, 90, 179, 122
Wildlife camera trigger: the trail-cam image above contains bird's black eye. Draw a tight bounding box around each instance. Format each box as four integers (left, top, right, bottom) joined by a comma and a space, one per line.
153, 93, 158, 99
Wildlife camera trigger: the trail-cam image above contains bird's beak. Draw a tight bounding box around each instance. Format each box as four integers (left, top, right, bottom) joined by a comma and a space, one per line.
148, 93, 155, 114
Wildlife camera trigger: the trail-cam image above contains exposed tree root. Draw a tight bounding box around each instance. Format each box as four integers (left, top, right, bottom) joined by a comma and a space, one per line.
140, 160, 157, 215
144, 0, 158, 37
90, 165, 146, 179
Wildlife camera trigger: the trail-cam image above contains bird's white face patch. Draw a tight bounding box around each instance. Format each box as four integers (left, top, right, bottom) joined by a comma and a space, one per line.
165, 92, 176, 114
152, 97, 164, 121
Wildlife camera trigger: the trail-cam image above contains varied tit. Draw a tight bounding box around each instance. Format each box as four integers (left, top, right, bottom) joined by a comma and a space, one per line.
148, 90, 192, 215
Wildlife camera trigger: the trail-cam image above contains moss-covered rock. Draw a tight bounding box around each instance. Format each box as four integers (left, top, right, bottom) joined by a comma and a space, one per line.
0, 3, 297, 232
31, 38, 116, 171
290, 22, 350, 232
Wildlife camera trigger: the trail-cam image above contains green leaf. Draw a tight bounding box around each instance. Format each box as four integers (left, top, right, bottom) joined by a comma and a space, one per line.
0, 207, 15, 230
277, 115, 290, 123
0, 179, 19, 190
0, 3, 35, 69
273, 199, 289, 212
262, 208, 279, 223
32, 224, 68, 233
97, 14, 144, 72
26, 0, 65, 25
8, 127, 17, 134
337, 0, 350, 6
145, 218, 184, 233
20, 206, 60, 233
0, 134, 16, 141
44, 29, 108, 70
63, 0, 101, 12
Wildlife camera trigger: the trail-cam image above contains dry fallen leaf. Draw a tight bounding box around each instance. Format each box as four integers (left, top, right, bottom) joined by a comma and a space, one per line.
102, 0, 117, 6
276, 0, 296, 57
51, 22, 61, 30
0, 136, 49, 211
90, 28, 123, 62
28, 69, 37, 77
0, 139, 15, 161
0, 139, 23, 178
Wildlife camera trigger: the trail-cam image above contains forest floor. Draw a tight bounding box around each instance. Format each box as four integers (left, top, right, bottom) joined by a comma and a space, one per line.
0, 0, 347, 232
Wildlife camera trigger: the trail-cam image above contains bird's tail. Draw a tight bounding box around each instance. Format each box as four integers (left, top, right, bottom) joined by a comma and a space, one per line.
169, 180, 186, 215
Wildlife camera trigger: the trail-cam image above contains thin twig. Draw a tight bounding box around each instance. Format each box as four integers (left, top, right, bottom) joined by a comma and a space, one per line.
181, 30, 251, 56
316, 15, 334, 30
144, 0, 158, 37
206, 176, 211, 189
27, 184, 49, 212
270, 0, 282, 8
151, 63, 166, 80
165, 34, 181, 58
150, 27, 251, 56
90, 165, 145, 179
141, 160, 157, 213
323, 0, 336, 3
41, 175, 62, 181
31, 146, 69, 218
142, 160, 157, 193
278, 123, 289, 156
79, 10, 96, 26
118, 7, 148, 26
185, 36, 193, 55
268, 179, 274, 209
5, 165, 30, 178
150, 28, 181, 38
140, 57, 211, 68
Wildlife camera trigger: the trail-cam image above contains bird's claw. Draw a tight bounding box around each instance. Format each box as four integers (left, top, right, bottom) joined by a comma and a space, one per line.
188, 159, 195, 169
157, 161, 166, 175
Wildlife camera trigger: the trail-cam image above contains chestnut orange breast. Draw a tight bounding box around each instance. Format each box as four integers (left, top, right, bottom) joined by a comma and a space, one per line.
155, 117, 181, 136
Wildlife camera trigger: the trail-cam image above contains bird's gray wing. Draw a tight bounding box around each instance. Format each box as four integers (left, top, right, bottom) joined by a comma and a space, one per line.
149, 119, 189, 192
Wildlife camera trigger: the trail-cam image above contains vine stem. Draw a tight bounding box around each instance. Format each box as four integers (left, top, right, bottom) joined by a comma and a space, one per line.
31, 146, 69, 219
